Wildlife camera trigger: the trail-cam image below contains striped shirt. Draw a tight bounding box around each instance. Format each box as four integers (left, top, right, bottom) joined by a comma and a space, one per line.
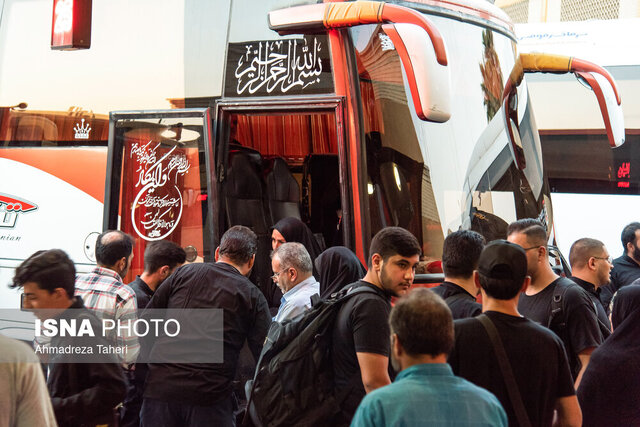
75, 267, 139, 364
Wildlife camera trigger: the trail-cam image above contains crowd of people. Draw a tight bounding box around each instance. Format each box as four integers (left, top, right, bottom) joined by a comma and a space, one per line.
2, 218, 640, 427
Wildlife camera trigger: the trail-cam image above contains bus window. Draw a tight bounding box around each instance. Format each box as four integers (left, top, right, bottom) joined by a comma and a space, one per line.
352, 24, 444, 275
107, 112, 211, 283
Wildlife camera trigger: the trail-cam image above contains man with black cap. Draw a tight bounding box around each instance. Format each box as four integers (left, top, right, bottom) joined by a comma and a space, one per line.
449, 240, 581, 427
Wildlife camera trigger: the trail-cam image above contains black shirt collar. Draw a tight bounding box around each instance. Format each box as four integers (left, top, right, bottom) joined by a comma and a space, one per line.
133, 275, 154, 297
570, 276, 600, 296
216, 261, 243, 276
441, 281, 476, 299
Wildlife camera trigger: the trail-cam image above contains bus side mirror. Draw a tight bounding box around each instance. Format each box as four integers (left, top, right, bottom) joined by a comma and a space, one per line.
382, 23, 451, 123
574, 71, 624, 147
503, 53, 625, 170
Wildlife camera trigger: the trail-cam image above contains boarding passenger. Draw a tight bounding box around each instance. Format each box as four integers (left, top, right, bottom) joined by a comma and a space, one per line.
351, 288, 507, 427
431, 230, 485, 319
332, 227, 421, 424
121, 240, 186, 427
75, 230, 139, 365
12, 249, 126, 427
602, 222, 640, 311
271, 242, 319, 322
578, 284, 640, 426
140, 226, 270, 427
0, 335, 57, 427
271, 217, 322, 260
128, 240, 186, 312
568, 238, 613, 338
315, 246, 366, 298
449, 240, 581, 427
507, 219, 602, 385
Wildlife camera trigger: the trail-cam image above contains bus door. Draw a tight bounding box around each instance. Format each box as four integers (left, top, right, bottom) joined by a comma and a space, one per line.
212, 97, 350, 308
104, 109, 214, 284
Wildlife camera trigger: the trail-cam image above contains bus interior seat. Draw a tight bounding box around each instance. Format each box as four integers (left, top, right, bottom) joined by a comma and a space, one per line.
304, 154, 342, 248
264, 156, 301, 224
224, 151, 279, 309
379, 162, 414, 228
224, 152, 269, 233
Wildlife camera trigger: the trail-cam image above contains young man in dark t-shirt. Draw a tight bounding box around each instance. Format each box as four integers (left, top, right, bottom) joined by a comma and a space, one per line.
332, 227, 421, 424
449, 240, 581, 427
431, 230, 485, 319
507, 219, 602, 386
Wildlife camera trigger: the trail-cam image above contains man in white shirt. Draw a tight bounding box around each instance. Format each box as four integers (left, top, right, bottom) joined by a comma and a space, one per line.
271, 242, 320, 322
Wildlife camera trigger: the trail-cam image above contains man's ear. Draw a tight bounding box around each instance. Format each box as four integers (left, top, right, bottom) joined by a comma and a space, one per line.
521, 276, 531, 293
247, 254, 255, 271
371, 253, 383, 271
117, 257, 127, 273
392, 333, 403, 358
214, 247, 220, 262
54, 287, 70, 301
159, 265, 170, 279
473, 271, 482, 291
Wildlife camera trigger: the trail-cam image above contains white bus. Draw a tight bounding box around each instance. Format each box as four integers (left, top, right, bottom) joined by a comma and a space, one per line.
517, 19, 640, 257
0, 0, 623, 322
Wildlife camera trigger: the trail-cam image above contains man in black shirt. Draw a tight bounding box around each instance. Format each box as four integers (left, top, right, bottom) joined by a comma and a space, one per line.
568, 238, 613, 339
12, 249, 126, 427
123, 241, 185, 427
432, 230, 484, 319
508, 219, 602, 386
601, 222, 640, 311
140, 226, 271, 427
449, 240, 581, 427
128, 240, 186, 312
332, 227, 421, 424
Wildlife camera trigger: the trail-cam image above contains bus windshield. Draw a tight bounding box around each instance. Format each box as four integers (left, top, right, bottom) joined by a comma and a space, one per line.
352, 17, 550, 270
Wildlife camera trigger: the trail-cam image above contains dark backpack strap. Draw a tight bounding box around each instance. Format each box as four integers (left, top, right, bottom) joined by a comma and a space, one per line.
548, 280, 569, 329
477, 314, 532, 427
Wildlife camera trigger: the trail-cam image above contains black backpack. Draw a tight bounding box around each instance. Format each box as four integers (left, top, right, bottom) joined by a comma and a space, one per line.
245, 285, 378, 427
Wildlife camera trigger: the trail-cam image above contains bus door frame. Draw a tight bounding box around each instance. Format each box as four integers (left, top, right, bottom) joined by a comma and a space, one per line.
211, 96, 353, 251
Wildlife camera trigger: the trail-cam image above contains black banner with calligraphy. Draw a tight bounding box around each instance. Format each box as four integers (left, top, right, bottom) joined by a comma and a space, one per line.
224, 35, 334, 97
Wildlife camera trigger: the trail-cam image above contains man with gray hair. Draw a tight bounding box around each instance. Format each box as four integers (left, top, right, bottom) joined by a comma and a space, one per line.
271, 242, 320, 322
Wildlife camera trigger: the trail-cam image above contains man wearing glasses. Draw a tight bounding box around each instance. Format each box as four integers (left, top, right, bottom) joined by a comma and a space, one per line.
568, 238, 613, 339
507, 219, 602, 388
270, 242, 319, 322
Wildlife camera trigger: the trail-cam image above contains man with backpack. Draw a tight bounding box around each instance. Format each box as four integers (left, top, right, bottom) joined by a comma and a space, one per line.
449, 240, 581, 427
431, 230, 485, 319
246, 226, 421, 426
332, 226, 421, 424
507, 219, 602, 386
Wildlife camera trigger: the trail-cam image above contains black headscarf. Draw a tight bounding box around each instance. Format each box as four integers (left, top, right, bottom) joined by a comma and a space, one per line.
272, 217, 322, 261
577, 284, 640, 427
315, 246, 366, 298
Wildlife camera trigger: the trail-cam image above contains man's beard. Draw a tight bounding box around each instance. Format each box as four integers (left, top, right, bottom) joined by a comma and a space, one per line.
633, 245, 640, 262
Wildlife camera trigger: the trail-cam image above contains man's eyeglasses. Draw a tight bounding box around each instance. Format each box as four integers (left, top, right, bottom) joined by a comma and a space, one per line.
592, 255, 613, 264
521, 246, 542, 252
271, 270, 286, 282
